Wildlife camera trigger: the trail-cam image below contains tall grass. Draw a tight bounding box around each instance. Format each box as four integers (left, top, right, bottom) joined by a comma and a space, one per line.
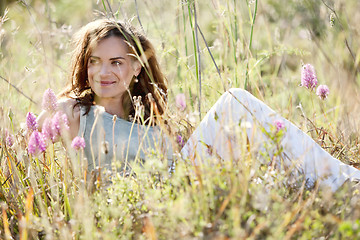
1, 0, 360, 238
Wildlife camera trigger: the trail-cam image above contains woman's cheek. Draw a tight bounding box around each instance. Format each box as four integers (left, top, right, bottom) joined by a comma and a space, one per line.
88, 66, 98, 80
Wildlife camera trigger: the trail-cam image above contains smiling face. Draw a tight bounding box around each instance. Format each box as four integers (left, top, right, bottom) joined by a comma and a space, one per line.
87, 36, 141, 104
65, 20, 168, 121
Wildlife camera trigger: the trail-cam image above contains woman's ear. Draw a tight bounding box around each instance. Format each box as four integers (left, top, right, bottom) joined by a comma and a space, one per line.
132, 60, 142, 76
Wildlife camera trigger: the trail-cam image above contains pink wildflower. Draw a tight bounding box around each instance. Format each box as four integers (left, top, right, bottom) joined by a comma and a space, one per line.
42, 88, 58, 112
42, 111, 69, 143
274, 119, 285, 132
175, 93, 186, 111
26, 112, 38, 133
71, 136, 86, 150
316, 85, 330, 100
42, 118, 56, 143
301, 64, 318, 90
52, 111, 70, 137
28, 130, 46, 155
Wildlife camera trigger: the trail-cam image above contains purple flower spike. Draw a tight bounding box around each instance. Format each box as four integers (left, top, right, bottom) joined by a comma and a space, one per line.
316, 85, 330, 100
28, 130, 46, 155
26, 112, 38, 133
301, 64, 318, 90
42, 88, 58, 112
52, 111, 70, 137
42, 118, 56, 143
71, 136, 86, 150
274, 119, 285, 132
175, 93, 186, 111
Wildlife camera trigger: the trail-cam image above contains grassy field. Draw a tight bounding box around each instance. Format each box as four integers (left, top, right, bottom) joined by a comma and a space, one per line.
1, 0, 360, 239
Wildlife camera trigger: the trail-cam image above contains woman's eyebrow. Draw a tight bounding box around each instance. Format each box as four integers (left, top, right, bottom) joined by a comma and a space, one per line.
109, 56, 125, 60
89, 56, 125, 60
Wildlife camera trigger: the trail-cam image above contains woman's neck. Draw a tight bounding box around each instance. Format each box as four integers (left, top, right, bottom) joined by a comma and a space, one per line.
94, 96, 124, 118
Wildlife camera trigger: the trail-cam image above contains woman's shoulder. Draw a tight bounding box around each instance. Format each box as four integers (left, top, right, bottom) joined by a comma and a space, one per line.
58, 98, 81, 118
57, 98, 80, 125
58, 98, 81, 139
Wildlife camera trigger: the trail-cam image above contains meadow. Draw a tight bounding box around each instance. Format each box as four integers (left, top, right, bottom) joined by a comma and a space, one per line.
1, 0, 360, 239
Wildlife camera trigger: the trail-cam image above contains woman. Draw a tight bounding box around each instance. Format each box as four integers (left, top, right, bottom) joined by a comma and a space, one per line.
38, 19, 173, 172
38, 18, 360, 191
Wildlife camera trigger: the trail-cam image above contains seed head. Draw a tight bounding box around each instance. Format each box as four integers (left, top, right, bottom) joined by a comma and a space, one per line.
330, 13, 335, 27
101, 141, 109, 154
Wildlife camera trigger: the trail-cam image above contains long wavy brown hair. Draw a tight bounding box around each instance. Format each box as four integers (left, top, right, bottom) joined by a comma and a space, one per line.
60, 18, 167, 123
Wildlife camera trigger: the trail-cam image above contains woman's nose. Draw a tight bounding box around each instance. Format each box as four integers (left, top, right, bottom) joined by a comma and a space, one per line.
99, 64, 111, 77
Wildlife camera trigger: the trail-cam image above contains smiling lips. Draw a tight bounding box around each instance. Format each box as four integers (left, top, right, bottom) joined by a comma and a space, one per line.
99, 81, 116, 86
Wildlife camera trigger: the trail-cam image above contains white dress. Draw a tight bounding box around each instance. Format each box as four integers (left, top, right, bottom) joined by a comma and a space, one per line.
181, 88, 360, 191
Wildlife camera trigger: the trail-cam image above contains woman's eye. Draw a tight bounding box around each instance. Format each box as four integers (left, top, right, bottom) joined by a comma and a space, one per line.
112, 61, 122, 66
89, 59, 98, 64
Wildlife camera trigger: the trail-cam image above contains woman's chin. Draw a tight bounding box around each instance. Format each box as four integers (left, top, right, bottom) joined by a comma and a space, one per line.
94, 91, 124, 101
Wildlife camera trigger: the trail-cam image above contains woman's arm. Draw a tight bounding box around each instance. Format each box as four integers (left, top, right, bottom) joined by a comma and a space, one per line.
37, 98, 80, 140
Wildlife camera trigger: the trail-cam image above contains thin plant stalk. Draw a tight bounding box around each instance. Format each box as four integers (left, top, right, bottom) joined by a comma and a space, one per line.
228, 0, 238, 86
134, 0, 144, 33
187, 0, 202, 120
0, 75, 37, 105
248, 0, 258, 52
193, 1, 202, 120
197, 26, 226, 92
182, 1, 189, 57
101, 0, 115, 19
245, 0, 258, 90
